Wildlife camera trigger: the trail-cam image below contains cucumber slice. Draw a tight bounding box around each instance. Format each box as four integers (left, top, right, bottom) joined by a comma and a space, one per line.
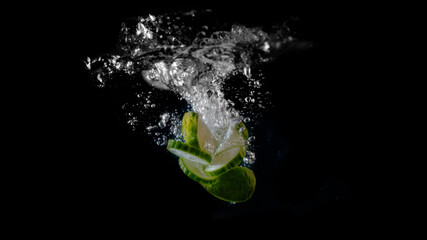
202, 166, 256, 203
167, 140, 211, 165
178, 158, 217, 184
204, 146, 245, 177
181, 111, 218, 155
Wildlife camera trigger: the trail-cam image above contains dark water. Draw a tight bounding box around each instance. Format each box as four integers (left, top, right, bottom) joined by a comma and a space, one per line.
46, 3, 365, 235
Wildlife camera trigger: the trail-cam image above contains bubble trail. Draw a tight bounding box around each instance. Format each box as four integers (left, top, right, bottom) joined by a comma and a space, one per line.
86, 10, 305, 166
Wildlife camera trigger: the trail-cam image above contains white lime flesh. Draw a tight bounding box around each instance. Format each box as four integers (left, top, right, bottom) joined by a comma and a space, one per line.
204, 146, 244, 177
216, 120, 248, 154
197, 116, 218, 156
179, 158, 217, 184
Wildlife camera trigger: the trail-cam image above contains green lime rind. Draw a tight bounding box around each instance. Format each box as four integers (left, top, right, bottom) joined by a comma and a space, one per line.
167, 140, 212, 165
204, 146, 245, 177
178, 158, 217, 184
182, 111, 199, 148
236, 121, 249, 143
201, 166, 256, 203
235, 121, 249, 154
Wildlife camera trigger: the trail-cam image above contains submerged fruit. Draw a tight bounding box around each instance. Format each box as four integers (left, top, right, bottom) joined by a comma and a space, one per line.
202, 166, 256, 203
216, 120, 249, 154
204, 146, 245, 177
182, 111, 199, 147
178, 158, 217, 184
182, 111, 218, 155
167, 140, 211, 165
167, 111, 255, 203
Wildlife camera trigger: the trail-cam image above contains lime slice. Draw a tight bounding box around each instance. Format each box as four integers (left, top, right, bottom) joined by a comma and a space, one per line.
167, 140, 211, 165
202, 166, 256, 203
216, 120, 249, 154
182, 111, 218, 155
178, 158, 217, 184
204, 146, 245, 177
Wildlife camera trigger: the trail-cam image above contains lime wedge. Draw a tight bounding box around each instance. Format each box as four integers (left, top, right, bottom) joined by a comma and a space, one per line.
182, 111, 218, 155
178, 158, 217, 184
167, 140, 211, 165
204, 146, 245, 177
202, 166, 256, 203
197, 114, 218, 156
216, 120, 248, 154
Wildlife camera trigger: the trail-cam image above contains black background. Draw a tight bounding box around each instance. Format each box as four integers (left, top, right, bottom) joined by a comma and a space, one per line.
31, 0, 377, 235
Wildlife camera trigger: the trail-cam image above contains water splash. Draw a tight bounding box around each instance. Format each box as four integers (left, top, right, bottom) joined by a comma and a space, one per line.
86, 10, 305, 166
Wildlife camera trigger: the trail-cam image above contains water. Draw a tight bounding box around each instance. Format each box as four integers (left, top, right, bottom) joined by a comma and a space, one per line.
86, 9, 302, 167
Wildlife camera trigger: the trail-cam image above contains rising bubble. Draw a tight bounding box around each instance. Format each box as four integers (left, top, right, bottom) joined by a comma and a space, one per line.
87, 10, 306, 165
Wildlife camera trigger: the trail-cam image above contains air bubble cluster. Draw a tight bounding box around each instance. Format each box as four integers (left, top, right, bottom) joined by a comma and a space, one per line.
87, 10, 300, 164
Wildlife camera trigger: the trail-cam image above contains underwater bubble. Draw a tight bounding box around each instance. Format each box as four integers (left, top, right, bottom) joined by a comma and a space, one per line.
243, 150, 256, 165
158, 112, 170, 128
86, 9, 304, 162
